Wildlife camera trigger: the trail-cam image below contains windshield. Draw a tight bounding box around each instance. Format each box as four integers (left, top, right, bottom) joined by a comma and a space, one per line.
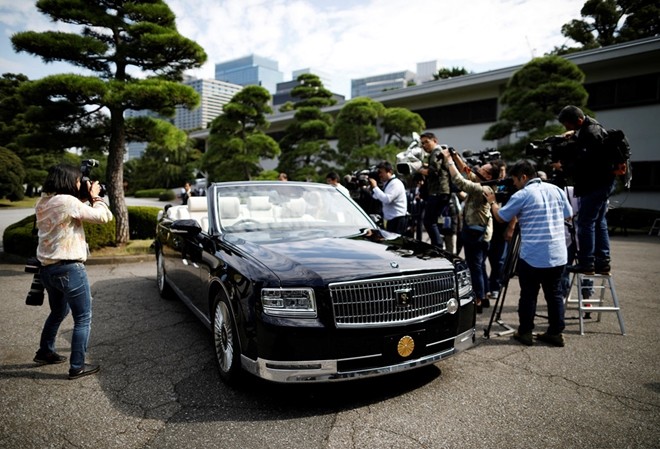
211, 182, 375, 243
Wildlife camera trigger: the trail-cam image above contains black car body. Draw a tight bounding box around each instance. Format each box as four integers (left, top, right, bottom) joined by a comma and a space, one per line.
154, 181, 475, 383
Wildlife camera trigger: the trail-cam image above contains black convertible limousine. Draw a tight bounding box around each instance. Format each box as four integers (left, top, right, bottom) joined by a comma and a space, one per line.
154, 181, 476, 384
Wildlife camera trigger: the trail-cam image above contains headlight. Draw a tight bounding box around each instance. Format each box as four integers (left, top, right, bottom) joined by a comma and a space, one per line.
261, 288, 317, 318
456, 268, 472, 298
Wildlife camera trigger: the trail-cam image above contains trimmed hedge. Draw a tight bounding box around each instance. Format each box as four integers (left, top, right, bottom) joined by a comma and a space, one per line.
128, 206, 161, 239
607, 207, 659, 235
3, 205, 162, 257
134, 189, 176, 201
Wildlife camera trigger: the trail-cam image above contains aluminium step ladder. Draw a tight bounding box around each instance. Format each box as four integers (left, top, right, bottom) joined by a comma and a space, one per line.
649, 218, 660, 236
565, 272, 626, 336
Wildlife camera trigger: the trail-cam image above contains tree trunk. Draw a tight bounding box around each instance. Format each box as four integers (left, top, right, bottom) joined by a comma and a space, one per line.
107, 107, 129, 245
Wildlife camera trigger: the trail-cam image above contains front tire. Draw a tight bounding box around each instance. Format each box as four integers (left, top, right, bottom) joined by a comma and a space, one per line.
156, 249, 174, 299
213, 294, 241, 383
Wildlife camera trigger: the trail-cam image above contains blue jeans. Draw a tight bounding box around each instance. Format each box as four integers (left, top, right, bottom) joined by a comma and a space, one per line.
561, 242, 594, 299
462, 228, 489, 300
423, 194, 449, 248
38, 262, 92, 371
488, 231, 508, 294
517, 259, 566, 335
576, 182, 615, 266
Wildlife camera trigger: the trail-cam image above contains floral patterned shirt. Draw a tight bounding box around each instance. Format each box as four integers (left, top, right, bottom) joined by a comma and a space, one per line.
36, 194, 113, 265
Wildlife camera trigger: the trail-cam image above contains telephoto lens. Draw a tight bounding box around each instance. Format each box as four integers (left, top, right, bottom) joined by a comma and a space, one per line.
25, 273, 45, 306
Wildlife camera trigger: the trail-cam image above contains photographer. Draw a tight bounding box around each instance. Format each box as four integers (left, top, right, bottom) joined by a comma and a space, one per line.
418, 132, 451, 248
487, 160, 573, 347
557, 105, 615, 275
441, 148, 504, 313
368, 161, 408, 234
33, 163, 113, 379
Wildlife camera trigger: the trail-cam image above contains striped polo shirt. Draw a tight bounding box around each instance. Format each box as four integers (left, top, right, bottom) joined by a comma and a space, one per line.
497, 178, 573, 268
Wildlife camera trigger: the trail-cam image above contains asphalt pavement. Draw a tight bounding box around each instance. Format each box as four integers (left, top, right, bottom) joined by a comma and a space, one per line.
0, 232, 659, 449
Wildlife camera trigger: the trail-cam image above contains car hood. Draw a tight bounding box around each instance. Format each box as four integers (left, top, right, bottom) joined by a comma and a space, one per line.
226, 230, 455, 285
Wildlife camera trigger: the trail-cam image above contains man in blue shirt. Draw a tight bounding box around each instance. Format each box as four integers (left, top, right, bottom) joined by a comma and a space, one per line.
486, 160, 573, 347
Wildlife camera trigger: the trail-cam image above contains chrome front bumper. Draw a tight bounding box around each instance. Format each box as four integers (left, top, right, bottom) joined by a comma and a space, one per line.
242, 327, 476, 383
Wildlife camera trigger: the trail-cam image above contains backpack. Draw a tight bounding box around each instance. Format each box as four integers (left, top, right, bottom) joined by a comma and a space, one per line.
603, 129, 632, 189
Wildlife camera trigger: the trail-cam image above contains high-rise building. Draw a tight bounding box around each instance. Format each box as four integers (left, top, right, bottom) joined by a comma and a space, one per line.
292, 67, 333, 92
351, 70, 416, 98
215, 54, 284, 94
124, 77, 242, 159
272, 68, 344, 107
175, 77, 242, 131
124, 109, 164, 160
416, 60, 440, 84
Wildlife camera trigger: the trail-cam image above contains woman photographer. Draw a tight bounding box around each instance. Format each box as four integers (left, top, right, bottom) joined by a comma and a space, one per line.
33, 163, 113, 379
440, 148, 505, 313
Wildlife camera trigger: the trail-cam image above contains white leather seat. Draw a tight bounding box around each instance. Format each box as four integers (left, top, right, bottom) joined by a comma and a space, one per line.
167, 205, 191, 220
246, 196, 274, 223
218, 196, 241, 227
187, 196, 208, 231
277, 197, 314, 222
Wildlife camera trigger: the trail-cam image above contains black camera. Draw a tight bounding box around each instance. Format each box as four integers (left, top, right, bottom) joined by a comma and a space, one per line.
346, 167, 379, 192
462, 149, 502, 168
525, 135, 575, 162
79, 159, 107, 202
481, 176, 516, 204
25, 257, 44, 306
345, 167, 382, 216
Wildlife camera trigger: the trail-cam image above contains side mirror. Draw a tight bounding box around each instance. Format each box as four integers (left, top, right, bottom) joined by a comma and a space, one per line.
171, 219, 202, 236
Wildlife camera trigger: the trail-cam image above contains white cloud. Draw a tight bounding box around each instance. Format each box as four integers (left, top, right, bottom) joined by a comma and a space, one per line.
1, 0, 583, 97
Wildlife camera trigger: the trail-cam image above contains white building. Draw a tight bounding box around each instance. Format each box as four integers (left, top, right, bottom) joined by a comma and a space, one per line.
416, 60, 440, 84
351, 70, 417, 98
124, 77, 242, 159
174, 78, 242, 131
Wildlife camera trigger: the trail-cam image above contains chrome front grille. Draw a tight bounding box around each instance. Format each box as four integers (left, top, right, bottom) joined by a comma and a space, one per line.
329, 272, 456, 328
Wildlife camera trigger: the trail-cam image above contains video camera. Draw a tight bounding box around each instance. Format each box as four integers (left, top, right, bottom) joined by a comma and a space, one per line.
396, 132, 426, 175
525, 135, 575, 162
345, 167, 379, 193
461, 148, 502, 168
79, 159, 107, 202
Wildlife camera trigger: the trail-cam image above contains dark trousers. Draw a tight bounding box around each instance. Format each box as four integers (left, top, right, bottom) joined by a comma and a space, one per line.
386, 215, 408, 235
487, 226, 507, 294
423, 194, 449, 248
517, 258, 566, 335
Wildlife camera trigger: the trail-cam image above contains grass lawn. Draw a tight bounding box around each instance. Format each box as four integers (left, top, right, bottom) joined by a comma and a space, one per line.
0, 197, 38, 208
91, 239, 154, 256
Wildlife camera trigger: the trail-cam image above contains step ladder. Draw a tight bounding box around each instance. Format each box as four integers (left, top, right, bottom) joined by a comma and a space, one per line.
649, 218, 660, 236
565, 273, 626, 336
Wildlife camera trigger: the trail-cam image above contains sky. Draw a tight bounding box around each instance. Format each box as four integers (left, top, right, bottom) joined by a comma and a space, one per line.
0, 0, 585, 98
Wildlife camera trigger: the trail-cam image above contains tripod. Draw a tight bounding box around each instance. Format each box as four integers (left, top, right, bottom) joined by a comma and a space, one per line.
484, 226, 520, 338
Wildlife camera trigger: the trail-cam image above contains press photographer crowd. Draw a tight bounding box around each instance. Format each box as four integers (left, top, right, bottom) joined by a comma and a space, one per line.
21, 104, 631, 378
337, 105, 631, 348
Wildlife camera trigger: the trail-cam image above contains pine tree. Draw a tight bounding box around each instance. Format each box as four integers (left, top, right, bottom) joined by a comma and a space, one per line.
11, 0, 206, 243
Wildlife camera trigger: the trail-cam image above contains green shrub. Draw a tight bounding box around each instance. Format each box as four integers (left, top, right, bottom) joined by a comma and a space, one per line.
83, 219, 116, 251
158, 190, 176, 201
134, 188, 170, 198
607, 208, 659, 234
128, 206, 161, 239
3, 215, 38, 257
2, 205, 162, 257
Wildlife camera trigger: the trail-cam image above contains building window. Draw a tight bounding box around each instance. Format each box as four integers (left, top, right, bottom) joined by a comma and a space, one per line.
414, 99, 498, 127
587, 72, 660, 110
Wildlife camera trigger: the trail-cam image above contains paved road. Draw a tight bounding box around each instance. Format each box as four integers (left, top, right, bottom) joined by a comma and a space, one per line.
0, 236, 659, 449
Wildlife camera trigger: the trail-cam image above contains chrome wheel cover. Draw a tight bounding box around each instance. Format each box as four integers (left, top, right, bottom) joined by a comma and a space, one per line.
213, 301, 234, 373
156, 252, 165, 293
